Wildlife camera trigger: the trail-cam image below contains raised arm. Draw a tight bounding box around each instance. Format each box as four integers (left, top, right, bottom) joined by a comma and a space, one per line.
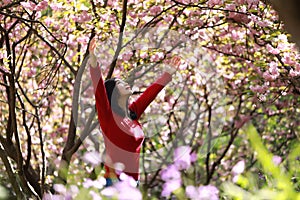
88, 38, 112, 121
129, 56, 181, 120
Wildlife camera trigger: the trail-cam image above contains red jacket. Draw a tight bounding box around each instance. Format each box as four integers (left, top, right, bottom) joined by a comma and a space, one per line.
90, 65, 172, 180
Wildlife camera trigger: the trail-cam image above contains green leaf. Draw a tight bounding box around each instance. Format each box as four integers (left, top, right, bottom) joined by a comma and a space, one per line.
173, 187, 187, 200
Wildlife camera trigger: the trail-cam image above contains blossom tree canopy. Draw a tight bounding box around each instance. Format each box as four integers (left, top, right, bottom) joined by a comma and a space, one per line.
0, 0, 299, 199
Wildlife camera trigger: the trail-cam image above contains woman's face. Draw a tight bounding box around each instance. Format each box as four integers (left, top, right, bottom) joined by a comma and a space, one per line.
115, 79, 132, 96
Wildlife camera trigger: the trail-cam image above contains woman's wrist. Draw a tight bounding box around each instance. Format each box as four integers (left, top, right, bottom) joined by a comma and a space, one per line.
88, 54, 98, 68
164, 64, 176, 75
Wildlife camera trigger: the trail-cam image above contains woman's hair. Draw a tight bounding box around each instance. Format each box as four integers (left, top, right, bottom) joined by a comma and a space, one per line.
104, 78, 137, 120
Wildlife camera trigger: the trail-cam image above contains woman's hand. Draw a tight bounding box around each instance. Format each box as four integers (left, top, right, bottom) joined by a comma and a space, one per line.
88, 37, 98, 68
164, 55, 182, 75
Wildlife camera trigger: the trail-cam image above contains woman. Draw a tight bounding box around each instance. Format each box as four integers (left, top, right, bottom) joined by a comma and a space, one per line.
88, 38, 181, 186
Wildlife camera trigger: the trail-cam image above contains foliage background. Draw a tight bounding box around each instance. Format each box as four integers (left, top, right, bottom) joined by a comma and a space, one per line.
0, 0, 299, 199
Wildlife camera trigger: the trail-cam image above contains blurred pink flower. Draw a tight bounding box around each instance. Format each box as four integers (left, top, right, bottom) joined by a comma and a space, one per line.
186, 185, 198, 199
289, 69, 300, 77
262, 71, 273, 81
83, 178, 105, 189
207, 0, 223, 7
247, 0, 259, 4
161, 164, 181, 181
89, 191, 102, 200
50, 2, 63, 11
74, 11, 92, 23
121, 52, 133, 61
272, 155, 282, 165
101, 174, 142, 200
174, 146, 193, 170
162, 179, 182, 197
282, 53, 296, 65
268, 62, 279, 79
198, 185, 219, 200
44, 17, 53, 26
20, 1, 36, 11
266, 44, 280, 55
43, 193, 65, 200
186, 185, 219, 200
82, 151, 102, 167
35, 0, 48, 11
2, 0, 12, 5
53, 184, 66, 195
250, 85, 268, 93
149, 5, 162, 15
150, 52, 164, 62
231, 160, 245, 175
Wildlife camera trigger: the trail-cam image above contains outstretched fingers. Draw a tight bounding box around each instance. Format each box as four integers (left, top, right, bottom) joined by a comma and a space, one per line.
169, 55, 182, 69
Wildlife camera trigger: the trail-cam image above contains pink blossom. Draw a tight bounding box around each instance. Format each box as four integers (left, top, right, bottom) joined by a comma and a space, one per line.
231, 30, 242, 41
289, 69, 300, 77
186, 185, 198, 199
236, 0, 246, 5
82, 151, 102, 167
278, 34, 288, 42
121, 52, 133, 61
149, 5, 162, 15
2, 0, 12, 5
198, 185, 219, 200
0, 51, 6, 60
44, 17, 53, 26
222, 71, 234, 79
89, 191, 102, 200
138, 12, 147, 18
76, 36, 89, 45
207, 0, 223, 7
164, 15, 173, 23
247, 0, 259, 4
128, 11, 137, 18
43, 193, 65, 200
257, 20, 270, 27
150, 52, 164, 62
225, 4, 236, 11
186, 185, 219, 200
268, 62, 280, 79
272, 155, 282, 165
53, 184, 67, 195
50, 2, 63, 11
161, 164, 181, 181
162, 179, 182, 197
140, 51, 148, 59
263, 62, 279, 81
82, 178, 105, 189
277, 42, 288, 51
101, 174, 142, 200
20, 1, 36, 11
231, 160, 245, 175
74, 11, 92, 23
174, 145, 193, 170
35, 0, 48, 12
190, 152, 197, 162
262, 71, 273, 81
282, 53, 296, 65
266, 44, 280, 55
250, 85, 268, 93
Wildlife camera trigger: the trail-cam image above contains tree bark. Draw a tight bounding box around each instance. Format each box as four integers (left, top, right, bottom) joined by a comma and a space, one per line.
269, 0, 300, 47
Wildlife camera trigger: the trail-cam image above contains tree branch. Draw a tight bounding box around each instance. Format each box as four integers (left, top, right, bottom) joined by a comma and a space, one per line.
106, 0, 128, 79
